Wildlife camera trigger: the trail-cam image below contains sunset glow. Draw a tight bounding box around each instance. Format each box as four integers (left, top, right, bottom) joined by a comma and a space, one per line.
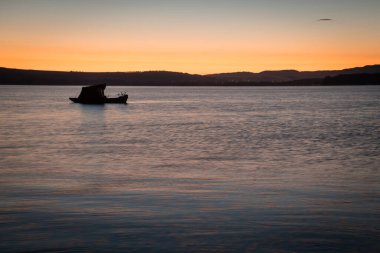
1, 0, 379, 74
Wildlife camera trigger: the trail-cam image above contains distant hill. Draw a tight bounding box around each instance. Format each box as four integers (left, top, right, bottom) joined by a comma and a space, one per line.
323, 73, 380, 85
206, 65, 380, 82
0, 65, 380, 85
0, 68, 214, 85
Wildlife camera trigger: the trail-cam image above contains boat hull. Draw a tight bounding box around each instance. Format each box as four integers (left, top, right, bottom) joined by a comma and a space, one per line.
69, 96, 128, 104
105, 96, 128, 104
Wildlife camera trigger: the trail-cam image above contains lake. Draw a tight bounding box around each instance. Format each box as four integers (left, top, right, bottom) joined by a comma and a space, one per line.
0, 85, 379, 253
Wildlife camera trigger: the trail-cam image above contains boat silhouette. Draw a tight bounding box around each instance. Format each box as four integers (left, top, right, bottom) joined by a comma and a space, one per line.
69, 84, 128, 104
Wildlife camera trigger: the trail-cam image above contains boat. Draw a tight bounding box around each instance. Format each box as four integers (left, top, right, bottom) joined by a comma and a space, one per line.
69, 84, 128, 104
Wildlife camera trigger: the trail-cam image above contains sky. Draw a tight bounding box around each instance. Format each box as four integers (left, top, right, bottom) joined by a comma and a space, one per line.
1, 0, 380, 74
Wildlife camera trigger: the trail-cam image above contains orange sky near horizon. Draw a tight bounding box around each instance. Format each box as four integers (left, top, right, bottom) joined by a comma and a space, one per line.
1, 0, 379, 74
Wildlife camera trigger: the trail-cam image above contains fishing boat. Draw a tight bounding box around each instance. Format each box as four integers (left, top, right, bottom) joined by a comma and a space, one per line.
69, 84, 128, 104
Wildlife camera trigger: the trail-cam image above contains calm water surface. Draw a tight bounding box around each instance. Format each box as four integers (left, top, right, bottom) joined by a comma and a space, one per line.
0, 85, 379, 253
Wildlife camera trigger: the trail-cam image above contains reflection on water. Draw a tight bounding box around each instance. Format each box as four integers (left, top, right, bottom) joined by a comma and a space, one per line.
0, 85, 379, 253
78, 104, 106, 134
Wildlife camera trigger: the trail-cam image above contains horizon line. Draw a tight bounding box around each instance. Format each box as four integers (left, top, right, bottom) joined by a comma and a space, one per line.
1, 64, 379, 75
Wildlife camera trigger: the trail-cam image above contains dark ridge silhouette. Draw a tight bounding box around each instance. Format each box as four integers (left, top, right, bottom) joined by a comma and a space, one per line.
206, 65, 380, 82
322, 73, 380, 85
0, 65, 379, 86
0, 68, 214, 85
